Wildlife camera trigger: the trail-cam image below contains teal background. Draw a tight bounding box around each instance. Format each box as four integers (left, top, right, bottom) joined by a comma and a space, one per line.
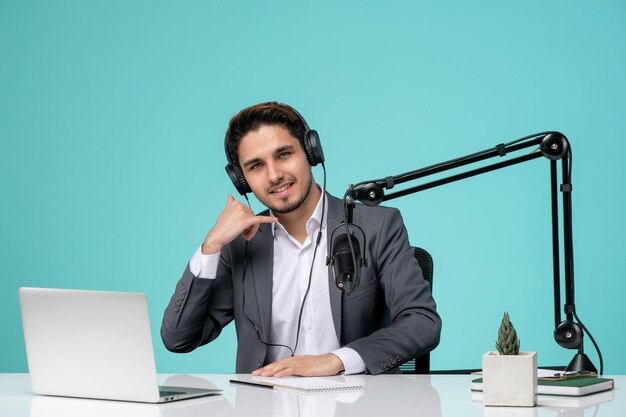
2, 1, 625, 374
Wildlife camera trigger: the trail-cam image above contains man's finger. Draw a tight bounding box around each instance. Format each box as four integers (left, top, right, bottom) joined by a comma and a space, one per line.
242, 216, 277, 241
261, 215, 278, 221
250, 215, 278, 224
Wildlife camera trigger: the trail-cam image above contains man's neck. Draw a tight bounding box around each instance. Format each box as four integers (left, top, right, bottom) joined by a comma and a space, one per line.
275, 185, 322, 244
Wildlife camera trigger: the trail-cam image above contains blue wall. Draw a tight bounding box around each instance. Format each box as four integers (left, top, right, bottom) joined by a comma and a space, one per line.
2, 1, 625, 374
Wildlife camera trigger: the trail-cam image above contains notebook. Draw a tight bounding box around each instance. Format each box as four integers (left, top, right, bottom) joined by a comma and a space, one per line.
19, 287, 221, 403
471, 376, 614, 397
230, 375, 365, 394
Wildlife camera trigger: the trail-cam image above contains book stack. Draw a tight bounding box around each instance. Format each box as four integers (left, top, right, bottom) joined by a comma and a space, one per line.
471, 376, 614, 397
471, 375, 615, 408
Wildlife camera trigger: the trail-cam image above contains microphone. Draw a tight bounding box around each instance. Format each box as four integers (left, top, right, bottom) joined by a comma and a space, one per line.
328, 232, 363, 294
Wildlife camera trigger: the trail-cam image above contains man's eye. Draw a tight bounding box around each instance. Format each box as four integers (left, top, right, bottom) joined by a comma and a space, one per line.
278, 152, 291, 159
248, 163, 262, 171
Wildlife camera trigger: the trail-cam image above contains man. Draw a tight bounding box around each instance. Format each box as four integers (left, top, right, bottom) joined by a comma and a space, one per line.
161, 102, 441, 376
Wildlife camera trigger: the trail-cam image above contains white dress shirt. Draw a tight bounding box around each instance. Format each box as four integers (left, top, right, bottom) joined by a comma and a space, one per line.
189, 194, 365, 374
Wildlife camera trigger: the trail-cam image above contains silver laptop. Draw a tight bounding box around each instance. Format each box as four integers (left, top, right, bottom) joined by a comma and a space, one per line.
19, 287, 221, 403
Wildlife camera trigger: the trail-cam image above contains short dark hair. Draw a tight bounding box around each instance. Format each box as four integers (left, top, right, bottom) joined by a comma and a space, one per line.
225, 102, 306, 164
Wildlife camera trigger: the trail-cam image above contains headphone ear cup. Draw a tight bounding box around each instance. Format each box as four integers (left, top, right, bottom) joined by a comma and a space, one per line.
225, 163, 251, 195
303, 130, 325, 166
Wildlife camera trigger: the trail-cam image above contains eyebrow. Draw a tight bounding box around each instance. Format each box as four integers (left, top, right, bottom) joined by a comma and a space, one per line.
274, 145, 295, 156
241, 145, 296, 168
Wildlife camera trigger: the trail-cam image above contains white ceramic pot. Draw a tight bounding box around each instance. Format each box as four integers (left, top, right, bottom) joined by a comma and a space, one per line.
482, 351, 537, 407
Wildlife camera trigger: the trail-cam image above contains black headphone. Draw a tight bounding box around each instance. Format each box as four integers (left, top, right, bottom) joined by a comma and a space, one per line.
224, 105, 325, 195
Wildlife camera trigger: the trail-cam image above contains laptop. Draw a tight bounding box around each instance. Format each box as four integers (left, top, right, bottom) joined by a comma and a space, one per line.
19, 287, 221, 403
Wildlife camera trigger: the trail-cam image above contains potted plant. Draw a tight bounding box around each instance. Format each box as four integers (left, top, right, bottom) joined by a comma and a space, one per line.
482, 312, 537, 407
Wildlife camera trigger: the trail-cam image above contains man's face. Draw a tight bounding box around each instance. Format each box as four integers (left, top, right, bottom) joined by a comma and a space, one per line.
237, 124, 314, 214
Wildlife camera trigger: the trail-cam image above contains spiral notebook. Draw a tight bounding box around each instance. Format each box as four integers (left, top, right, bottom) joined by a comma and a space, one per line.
230, 375, 364, 394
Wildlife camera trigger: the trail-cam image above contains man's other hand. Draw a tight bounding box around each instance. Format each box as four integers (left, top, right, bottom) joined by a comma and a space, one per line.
251, 354, 345, 377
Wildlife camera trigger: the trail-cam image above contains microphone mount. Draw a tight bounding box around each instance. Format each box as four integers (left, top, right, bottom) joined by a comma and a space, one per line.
345, 131, 601, 374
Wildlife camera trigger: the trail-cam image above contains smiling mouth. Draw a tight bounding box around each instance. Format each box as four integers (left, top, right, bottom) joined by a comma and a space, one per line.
269, 182, 293, 194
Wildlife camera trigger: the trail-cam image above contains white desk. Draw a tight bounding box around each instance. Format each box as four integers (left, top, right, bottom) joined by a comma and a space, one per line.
0, 373, 622, 417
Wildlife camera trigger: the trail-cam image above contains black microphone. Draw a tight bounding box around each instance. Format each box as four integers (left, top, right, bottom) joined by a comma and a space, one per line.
329, 232, 362, 294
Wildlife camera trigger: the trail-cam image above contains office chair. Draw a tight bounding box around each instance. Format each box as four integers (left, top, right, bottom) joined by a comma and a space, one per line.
400, 247, 433, 374
398, 248, 566, 375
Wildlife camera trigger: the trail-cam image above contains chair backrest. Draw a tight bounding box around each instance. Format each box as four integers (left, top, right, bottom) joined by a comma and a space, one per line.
399, 247, 433, 374
414, 247, 433, 290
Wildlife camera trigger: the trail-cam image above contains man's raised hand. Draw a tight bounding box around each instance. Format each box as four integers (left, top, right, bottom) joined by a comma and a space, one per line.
201, 195, 277, 255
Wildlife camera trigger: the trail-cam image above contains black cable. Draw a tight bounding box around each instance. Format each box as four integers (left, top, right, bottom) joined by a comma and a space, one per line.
292, 163, 327, 354
568, 148, 573, 181
567, 146, 603, 375
505, 131, 555, 147
241, 241, 295, 355
574, 311, 604, 375
241, 163, 328, 359
342, 189, 359, 290
241, 193, 295, 355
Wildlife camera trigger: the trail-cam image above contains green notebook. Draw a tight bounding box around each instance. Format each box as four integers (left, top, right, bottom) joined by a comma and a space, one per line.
471, 377, 614, 397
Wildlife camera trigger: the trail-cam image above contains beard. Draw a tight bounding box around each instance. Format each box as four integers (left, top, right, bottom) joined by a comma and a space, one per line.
266, 175, 314, 214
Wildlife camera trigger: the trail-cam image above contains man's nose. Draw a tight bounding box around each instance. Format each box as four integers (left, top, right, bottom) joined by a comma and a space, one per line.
267, 161, 284, 183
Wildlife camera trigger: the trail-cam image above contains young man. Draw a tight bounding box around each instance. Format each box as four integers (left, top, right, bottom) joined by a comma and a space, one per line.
161, 102, 441, 376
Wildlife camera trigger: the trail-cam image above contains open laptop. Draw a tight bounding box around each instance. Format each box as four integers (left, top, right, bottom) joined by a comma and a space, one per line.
19, 287, 221, 403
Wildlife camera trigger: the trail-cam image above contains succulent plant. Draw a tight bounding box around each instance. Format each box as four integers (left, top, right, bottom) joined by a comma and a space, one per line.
495, 312, 520, 355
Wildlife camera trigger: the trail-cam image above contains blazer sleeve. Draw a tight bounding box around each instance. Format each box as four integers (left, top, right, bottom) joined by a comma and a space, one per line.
344, 207, 442, 374
160, 251, 235, 353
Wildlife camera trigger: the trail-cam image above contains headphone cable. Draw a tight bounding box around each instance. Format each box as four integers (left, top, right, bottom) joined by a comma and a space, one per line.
241, 163, 328, 359
292, 163, 326, 354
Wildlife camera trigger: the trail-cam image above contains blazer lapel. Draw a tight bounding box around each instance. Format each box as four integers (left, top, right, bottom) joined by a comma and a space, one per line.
247, 223, 274, 341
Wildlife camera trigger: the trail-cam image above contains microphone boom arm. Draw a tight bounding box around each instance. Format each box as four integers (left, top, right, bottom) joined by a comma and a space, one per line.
346, 131, 600, 373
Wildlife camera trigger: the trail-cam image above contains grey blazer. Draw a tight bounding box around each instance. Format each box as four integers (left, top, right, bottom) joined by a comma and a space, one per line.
161, 194, 441, 374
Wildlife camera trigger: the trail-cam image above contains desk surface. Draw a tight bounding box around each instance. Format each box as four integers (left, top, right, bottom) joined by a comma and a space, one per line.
0, 373, 622, 417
